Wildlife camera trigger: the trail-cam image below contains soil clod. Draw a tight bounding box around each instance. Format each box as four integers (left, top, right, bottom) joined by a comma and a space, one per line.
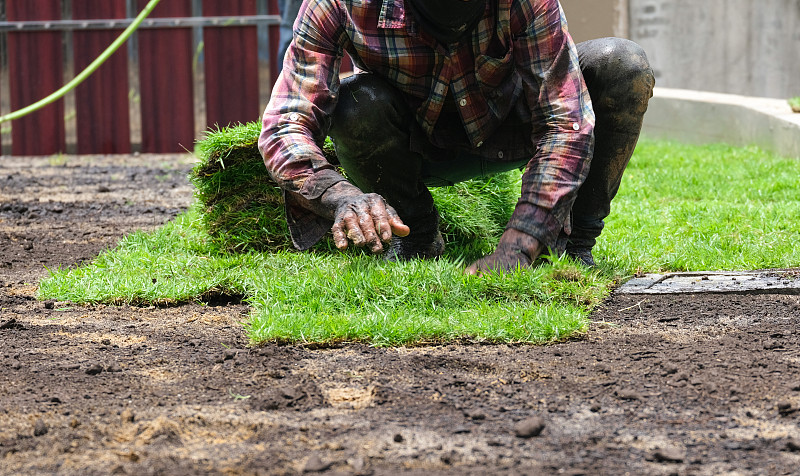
33, 419, 48, 437
514, 417, 545, 438
786, 438, 800, 452
303, 455, 332, 473
85, 363, 104, 375
649, 447, 686, 463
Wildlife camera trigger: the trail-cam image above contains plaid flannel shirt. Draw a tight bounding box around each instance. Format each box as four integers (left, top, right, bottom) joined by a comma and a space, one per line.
259, 0, 595, 250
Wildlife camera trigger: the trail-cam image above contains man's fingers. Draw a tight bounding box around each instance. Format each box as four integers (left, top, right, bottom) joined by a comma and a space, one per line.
384, 205, 410, 237
390, 220, 410, 238
464, 262, 480, 276
343, 212, 366, 246
331, 220, 349, 250
367, 199, 396, 243
330, 193, 409, 254
464, 253, 528, 276
358, 212, 383, 253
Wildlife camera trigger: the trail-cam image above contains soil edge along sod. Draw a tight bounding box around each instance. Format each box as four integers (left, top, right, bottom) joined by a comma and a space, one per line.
191, 122, 522, 258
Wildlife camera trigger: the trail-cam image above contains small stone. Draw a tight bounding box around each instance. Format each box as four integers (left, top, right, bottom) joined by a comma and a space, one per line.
651, 447, 686, 463
616, 389, 643, 401
514, 416, 545, 438
348, 456, 367, 472
85, 363, 104, 375
33, 419, 48, 437
393, 433, 404, 443
303, 455, 332, 473
121, 409, 135, 423
98, 185, 111, 193
44, 300, 55, 310
590, 404, 601, 413
662, 365, 679, 376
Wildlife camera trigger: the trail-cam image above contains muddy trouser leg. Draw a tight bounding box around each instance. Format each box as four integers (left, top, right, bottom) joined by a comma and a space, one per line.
328, 74, 442, 258
567, 38, 655, 260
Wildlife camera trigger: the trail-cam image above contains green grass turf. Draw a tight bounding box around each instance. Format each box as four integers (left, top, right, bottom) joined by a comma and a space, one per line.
38, 136, 800, 346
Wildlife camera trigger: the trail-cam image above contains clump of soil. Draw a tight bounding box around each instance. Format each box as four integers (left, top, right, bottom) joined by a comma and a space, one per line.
2, 154, 800, 475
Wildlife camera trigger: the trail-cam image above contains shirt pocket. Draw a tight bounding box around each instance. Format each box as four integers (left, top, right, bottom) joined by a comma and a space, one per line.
475, 40, 513, 87
474, 45, 519, 119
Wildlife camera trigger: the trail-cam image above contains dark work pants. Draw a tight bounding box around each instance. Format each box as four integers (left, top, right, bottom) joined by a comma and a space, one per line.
328, 38, 655, 250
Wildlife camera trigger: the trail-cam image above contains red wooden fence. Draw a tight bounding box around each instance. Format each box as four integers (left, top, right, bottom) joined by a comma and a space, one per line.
137, 0, 195, 153
6, 0, 66, 156
73, 0, 131, 154
0, 0, 287, 156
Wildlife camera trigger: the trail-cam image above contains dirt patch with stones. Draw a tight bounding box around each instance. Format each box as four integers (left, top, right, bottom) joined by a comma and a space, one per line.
1, 154, 799, 475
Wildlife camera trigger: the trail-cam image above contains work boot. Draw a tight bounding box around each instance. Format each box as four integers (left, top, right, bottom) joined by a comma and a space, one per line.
384, 230, 445, 262
566, 246, 596, 267
384, 211, 444, 262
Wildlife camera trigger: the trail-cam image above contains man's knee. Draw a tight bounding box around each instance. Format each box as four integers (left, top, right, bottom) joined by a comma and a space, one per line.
578, 38, 655, 112
332, 74, 410, 145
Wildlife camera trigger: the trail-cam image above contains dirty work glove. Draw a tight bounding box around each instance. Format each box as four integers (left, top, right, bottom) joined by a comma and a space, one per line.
320, 182, 410, 254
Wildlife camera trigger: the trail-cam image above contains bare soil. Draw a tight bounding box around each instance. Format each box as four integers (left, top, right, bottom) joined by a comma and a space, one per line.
2, 154, 800, 476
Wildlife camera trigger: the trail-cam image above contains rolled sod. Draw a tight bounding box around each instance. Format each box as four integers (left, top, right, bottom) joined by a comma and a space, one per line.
191, 122, 521, 256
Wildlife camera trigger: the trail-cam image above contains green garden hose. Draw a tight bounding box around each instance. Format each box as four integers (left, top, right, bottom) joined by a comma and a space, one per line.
0, 0, 162, 124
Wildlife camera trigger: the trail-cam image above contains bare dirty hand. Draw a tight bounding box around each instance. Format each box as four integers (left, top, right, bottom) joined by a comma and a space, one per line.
465, 228, 543, 275
321, 182, 410, 253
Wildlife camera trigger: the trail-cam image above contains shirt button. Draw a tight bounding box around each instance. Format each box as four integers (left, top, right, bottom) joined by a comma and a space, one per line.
459, 99, 467, 107
497, 151, 504, 159
289, 113, 300, 121
476, 141, 483, 148
572, 122, 580, 131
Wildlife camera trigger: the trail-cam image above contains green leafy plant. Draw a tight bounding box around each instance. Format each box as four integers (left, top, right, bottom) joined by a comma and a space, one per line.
789, 96, 800, 113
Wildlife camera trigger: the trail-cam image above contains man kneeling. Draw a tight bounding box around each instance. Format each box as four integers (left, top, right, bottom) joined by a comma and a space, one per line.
259, 0, 654, 273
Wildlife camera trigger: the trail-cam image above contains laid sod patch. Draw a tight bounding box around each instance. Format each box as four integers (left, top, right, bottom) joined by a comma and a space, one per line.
39, 206, 603, 346
597, 140, 800, 273
38, 132, 800, 346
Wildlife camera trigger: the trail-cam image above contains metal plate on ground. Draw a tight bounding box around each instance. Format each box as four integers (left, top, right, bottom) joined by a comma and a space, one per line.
618, 270, 800, 295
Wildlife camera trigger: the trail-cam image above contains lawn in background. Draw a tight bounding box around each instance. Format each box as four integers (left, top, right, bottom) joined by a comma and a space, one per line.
39, 139, 800, 345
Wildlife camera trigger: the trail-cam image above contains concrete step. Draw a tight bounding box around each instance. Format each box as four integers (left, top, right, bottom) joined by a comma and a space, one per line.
618, 269, 800, 295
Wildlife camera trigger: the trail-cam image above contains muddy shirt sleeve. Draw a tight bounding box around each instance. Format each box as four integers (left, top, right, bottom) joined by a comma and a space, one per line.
258, 0, 349, 250
505, 0, 595, 251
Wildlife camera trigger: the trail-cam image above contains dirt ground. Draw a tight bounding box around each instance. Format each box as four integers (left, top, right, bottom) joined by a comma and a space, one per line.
2, 154, 800, 476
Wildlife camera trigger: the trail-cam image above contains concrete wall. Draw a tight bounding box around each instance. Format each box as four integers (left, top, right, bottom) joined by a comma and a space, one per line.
560, 0, 800, 99
559, 0, 628, 44
628, 0, 800, 99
